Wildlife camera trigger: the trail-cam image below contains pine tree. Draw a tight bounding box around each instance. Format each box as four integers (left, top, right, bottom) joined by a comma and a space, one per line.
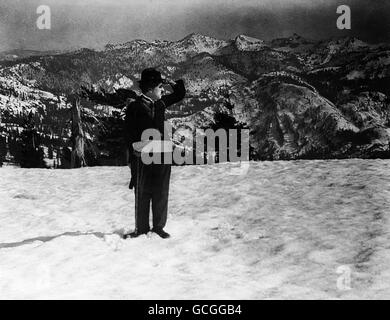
96, 110, 127, 166
18, 112, 46, 168
210, 111, 248, 163
0, 135, 6, 165
48, 144, 54, 159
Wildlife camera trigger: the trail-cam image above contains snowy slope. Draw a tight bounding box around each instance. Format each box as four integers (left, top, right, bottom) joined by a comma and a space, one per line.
1, 160, 390, 299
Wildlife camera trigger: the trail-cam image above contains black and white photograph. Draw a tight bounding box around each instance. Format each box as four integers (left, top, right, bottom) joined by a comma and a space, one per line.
0, 0, 389, 301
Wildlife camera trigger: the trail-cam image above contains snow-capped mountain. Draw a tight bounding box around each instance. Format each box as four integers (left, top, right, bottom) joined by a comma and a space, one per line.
172, 33, 229, 56
233, 35, 268, 51
1, 33, 390, 167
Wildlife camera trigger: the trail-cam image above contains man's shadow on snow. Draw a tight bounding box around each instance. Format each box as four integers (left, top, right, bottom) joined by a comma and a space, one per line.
0, 230, 126, 250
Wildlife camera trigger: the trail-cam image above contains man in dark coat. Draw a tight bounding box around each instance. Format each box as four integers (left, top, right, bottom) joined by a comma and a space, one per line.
123, 68, 186, 239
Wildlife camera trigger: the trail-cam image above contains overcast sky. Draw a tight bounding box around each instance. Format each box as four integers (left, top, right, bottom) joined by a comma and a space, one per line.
0, 0, 389, 51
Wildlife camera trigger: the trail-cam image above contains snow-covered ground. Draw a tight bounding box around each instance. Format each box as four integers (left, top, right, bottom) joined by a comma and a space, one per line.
0, 160, 389, 299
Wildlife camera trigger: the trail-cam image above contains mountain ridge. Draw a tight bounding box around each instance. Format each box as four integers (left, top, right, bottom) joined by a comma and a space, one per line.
1, 32, 389, 166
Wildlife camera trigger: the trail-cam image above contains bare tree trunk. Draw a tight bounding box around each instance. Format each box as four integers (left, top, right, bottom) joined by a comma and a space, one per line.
71, 98, 86, 168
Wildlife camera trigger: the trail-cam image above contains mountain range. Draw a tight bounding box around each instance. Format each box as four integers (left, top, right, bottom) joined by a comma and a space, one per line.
1, 32, 390, 166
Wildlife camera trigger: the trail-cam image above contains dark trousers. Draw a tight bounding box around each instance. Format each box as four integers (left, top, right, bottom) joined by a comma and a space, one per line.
133, 154, 171, 233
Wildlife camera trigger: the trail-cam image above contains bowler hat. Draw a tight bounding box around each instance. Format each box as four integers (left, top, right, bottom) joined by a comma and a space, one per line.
139, 68, 167, 86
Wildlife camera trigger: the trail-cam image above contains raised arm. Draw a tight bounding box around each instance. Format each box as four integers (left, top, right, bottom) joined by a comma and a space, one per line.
161, 80, 186, 108
80, 86, 138, 109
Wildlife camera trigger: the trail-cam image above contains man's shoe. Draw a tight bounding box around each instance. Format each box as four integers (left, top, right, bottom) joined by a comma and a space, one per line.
123, 230, 149, 239
152, 228, 171, 239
